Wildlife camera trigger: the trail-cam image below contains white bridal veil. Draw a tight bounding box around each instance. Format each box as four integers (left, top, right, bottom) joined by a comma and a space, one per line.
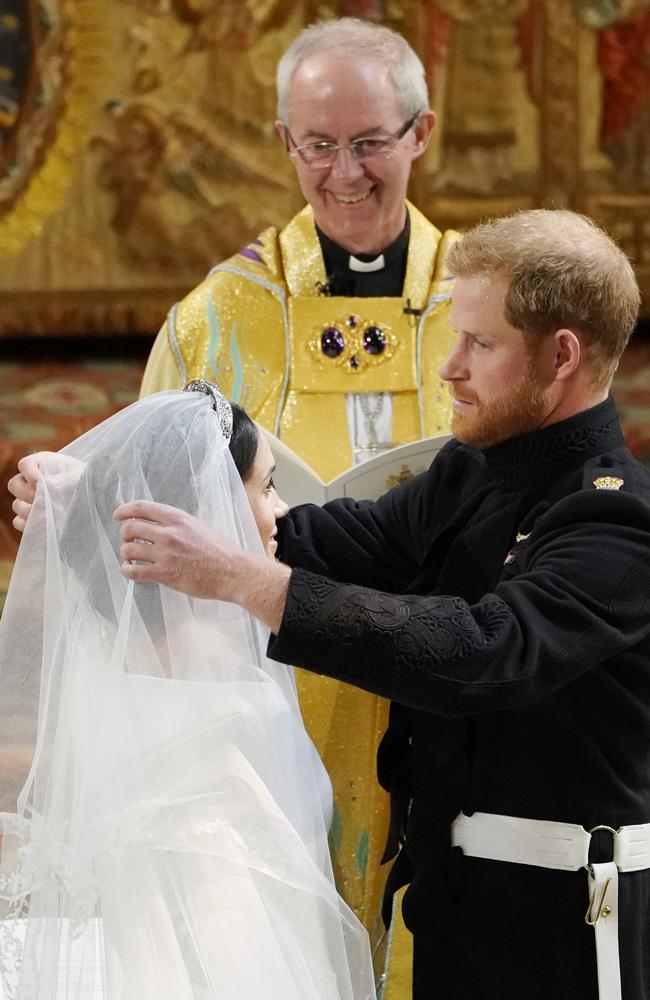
0, 388, 375, 1000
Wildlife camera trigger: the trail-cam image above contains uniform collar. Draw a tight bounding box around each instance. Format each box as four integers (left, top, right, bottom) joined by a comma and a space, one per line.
482, 396, 624, 491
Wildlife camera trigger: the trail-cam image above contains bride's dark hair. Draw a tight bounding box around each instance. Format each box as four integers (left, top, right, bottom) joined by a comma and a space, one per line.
228, 403, 259, 482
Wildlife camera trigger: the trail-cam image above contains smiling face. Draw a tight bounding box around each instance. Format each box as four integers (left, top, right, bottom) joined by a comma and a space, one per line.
277, 51, 434, 255
441, 274, 553, 449
243, 433, 289, 558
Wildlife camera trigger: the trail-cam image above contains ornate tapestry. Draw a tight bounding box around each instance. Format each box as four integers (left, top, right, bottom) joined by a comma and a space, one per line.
0, 1, 107, 251
0, 0, 648, 336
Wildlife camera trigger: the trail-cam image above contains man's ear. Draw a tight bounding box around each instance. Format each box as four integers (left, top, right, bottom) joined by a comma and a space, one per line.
274, 119, 288, 145
412, 111, 436, 159
551, 328, 582, 382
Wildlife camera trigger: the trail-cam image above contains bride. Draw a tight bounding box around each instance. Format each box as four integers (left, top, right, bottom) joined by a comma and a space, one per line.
0, 382, 375, 1000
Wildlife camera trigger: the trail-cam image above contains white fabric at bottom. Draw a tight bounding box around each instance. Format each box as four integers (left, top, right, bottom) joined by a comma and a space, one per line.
0, 920, 104, 1000
0, 390, 375, 1000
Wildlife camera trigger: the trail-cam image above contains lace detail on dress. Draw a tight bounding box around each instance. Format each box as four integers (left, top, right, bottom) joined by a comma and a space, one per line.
0, 800, 167, 927
0, 919, 23, 1000
0, 826, 96, 924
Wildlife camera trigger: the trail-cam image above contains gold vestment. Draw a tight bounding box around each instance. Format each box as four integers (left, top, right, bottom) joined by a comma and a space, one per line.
140, 202, 457, 966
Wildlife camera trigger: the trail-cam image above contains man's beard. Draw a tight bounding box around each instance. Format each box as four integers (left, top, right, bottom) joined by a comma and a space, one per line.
450, 362, 548, 449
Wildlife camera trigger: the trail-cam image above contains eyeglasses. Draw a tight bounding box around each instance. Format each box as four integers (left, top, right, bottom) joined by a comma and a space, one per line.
285, 114, 420, 169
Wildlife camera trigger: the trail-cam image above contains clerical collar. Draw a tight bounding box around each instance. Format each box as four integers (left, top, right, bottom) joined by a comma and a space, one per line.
315, 213, 410, 298
483, 396, 624, 491
349, 253, 385, 273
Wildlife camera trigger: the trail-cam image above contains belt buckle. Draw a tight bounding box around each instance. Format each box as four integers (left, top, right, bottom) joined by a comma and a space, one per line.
585, 825, 619, 926
586, 824, 619, 868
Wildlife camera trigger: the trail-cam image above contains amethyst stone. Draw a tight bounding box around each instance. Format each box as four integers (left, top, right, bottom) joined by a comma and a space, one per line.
321, 327, 345, 358
363, 326, 386, 355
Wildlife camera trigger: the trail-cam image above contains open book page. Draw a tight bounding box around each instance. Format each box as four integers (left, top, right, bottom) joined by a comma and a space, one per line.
260, 428, 452, 506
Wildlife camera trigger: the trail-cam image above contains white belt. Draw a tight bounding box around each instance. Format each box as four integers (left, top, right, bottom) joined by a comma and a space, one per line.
451, 811, 650, 1000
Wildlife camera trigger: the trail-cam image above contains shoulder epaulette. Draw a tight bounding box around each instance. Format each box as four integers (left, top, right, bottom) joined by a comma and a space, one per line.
582, 455, 627, 492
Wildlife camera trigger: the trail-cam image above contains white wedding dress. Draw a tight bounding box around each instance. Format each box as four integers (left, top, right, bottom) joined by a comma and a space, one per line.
0, 389, 375, 1000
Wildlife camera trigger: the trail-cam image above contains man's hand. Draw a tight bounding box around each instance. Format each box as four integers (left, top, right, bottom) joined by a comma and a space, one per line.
7, 452, 56, 531
114, 501, 291, 634
115, 501, 246, 600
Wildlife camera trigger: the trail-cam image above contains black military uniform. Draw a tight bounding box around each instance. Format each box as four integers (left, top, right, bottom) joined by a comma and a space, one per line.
269, 396, 650, 1000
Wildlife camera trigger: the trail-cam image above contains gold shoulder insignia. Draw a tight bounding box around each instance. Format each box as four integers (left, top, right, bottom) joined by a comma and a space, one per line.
593, 476, 624, 491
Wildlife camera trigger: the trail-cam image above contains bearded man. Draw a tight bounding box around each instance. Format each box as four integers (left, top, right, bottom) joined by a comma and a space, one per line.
115, 208, 650, 1000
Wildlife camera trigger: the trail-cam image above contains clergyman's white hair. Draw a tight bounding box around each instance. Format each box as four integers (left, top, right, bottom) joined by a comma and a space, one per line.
276, 17, 430, 124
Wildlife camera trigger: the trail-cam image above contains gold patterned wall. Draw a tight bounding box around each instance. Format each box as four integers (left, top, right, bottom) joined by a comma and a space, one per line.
1, 0, 649, 337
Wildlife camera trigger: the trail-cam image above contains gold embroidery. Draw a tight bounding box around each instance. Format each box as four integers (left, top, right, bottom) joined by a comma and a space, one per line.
593, 476, 624, 490
308, 315, 397, 373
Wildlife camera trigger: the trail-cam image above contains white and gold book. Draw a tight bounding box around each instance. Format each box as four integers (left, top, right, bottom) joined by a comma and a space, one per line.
261, 429, 452, 506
